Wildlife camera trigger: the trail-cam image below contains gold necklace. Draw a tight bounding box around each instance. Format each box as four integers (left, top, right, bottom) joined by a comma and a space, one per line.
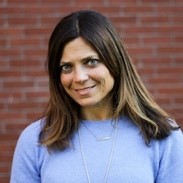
78, 120, 118, 183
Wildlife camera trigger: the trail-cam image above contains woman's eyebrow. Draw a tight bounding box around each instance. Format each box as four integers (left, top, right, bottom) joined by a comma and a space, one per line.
60, 55, 99, 64
81, 55, 99, 61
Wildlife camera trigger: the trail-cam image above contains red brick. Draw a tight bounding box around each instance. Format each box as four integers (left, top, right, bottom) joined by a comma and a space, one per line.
8, 17, 38, 26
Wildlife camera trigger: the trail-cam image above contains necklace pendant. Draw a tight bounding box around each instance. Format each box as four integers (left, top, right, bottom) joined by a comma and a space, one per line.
97, 136, 111, 141
81, 122, 115, 141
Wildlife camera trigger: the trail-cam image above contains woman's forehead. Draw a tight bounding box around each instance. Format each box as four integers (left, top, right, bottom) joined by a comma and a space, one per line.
61, 37, 99, 62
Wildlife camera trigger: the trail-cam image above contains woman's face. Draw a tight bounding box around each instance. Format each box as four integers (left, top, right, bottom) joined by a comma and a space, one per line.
60, 37, 114, 108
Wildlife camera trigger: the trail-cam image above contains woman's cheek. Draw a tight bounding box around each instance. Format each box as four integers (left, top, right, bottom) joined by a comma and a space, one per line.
60, 74, 72, 88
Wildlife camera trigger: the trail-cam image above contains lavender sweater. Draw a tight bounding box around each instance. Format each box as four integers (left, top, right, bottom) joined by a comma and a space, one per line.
10, 117, 183, 183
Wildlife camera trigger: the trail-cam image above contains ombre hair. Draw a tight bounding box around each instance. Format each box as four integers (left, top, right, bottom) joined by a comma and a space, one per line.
40, 10, 178, 150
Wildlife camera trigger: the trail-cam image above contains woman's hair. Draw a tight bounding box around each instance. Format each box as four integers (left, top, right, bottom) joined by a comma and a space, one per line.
40, 10, 178, 150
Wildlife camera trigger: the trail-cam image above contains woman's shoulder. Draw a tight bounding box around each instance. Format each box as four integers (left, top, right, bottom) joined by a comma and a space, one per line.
17, 118, 45, 148
159, 118, 183, 147
161, 127, 183, 147
121, 116, 183, 146
22, 118, 43, 135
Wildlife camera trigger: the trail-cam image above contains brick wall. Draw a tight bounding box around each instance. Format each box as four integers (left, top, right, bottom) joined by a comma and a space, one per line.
0, 0, 183, 182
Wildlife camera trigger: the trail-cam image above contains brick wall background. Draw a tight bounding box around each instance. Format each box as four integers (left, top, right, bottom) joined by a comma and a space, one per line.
0, 0, 183, 182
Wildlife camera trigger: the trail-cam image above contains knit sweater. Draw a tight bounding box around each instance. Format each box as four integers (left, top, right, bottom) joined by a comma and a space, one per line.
10, 116, 183, 183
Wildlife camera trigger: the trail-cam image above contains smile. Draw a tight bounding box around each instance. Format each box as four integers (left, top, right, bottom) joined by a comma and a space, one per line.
74, 85, 95, 95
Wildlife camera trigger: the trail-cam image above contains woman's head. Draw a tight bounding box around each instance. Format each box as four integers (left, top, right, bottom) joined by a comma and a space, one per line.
60, 37, 115, 113
48, 10, 133, 115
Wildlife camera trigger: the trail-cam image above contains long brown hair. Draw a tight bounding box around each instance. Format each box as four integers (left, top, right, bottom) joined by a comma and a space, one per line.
40, 10, 178, 150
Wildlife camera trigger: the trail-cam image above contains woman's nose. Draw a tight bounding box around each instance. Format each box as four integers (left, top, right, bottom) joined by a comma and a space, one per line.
73, 66, 89, 83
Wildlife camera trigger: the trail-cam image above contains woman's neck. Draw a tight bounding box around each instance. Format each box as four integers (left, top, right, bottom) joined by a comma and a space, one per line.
81, 104, 113, 121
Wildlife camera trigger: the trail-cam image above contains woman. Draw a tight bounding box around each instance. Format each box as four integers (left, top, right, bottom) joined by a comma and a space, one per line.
11, 10, 183, 183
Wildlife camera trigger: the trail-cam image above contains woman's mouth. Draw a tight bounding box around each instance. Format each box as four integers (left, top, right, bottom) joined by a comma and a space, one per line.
74, 85, 95, 96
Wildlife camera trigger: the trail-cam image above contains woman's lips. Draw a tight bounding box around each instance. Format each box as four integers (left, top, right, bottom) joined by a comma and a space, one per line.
74, 85, 95, 96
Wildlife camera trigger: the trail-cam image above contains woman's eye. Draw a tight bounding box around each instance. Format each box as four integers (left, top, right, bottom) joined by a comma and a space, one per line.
60, 64, 72, 72
87, 59, 99, 66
